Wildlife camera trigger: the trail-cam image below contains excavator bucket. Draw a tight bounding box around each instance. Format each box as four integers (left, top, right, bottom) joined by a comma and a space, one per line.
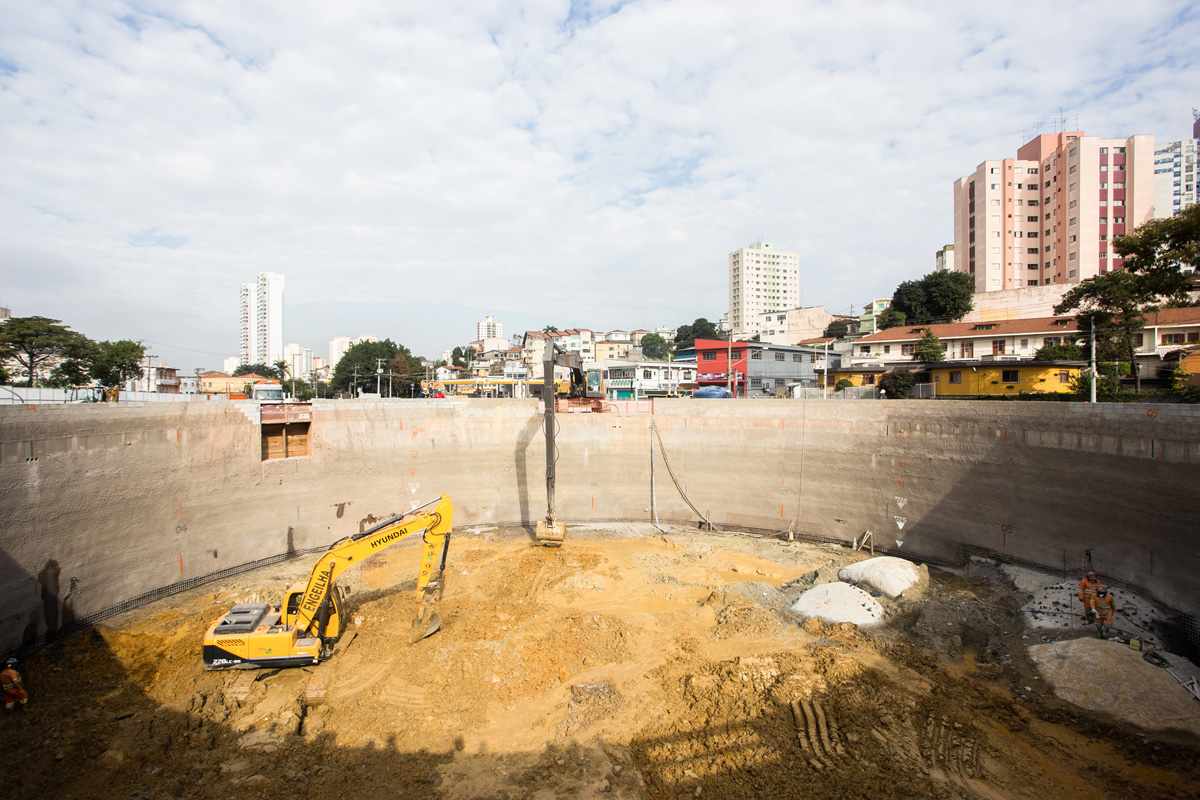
410, 578, 444, 643
535, 518, 566, 547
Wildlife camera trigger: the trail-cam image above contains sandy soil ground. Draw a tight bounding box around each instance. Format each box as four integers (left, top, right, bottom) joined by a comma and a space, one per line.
5, 524, 1199, 800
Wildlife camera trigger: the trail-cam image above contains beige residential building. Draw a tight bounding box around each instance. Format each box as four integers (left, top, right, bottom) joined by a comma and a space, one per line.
728, 241, 800, 336
756, 306, 835, 346
595, 340, 635, 362
954, 131, 1156, 292
935, 244, 955, 272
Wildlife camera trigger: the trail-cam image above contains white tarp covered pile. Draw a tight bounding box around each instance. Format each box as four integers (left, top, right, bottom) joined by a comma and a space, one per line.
789, 582, 884, 627
838, 556, 921, 598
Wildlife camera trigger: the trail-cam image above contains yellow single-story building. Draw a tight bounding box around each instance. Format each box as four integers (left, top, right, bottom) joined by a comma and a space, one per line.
928, 361, 1084, 397
830, 367, 888, 387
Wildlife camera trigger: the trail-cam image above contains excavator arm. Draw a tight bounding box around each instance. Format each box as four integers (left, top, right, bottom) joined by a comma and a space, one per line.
293, 495, 453, 641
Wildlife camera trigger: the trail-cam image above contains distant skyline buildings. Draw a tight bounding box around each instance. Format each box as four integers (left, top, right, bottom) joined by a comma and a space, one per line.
239, 272, 285, 365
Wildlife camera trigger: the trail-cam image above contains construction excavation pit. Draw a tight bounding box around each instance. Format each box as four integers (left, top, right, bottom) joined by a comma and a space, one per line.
9, 525, 1200, 800
3, 400, 1200, 799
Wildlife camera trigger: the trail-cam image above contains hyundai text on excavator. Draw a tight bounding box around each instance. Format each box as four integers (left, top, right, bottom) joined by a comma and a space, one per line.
202, 496, 453, 670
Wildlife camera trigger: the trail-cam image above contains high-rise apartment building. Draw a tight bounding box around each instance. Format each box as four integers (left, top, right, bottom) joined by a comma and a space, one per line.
934, 244, 955, 272
476, 315, 504, 342
1153, 112, 1199, 218
953, 132, 1155, 292
727, 242, 800, 336
239, 272, 285, 365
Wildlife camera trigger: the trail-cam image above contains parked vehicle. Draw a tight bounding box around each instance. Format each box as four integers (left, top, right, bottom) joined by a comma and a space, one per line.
692, 386, 732, 399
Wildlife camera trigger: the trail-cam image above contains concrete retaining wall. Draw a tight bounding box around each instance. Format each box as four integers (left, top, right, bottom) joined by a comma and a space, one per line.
2, 399, 1198, 653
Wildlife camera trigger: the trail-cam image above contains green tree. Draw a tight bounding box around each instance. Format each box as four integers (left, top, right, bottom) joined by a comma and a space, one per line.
542, 325, 560, 333
273, 359, 290, 381
331, 339, 422, 397
234, 363, 276, 378
1055, 270, 1150, 393
889, 271, 974, 324
921, 270, 975, 322
1056, 205, 1200, 396
47, 336, 99, 388
912, 330, 945, 363
673, 318, 721, 350
823, 319, 852, 339
1112, 204, 1198, 302
890, 280, 929, 323
90, 340, 146, 389
834, 378, 853, 391
450, 346, 468, 368
0, 363, 8, 384
877, 307, 907, 329
0, 316, 87, 386
878, 370, 915, 399
640, 333, 670, 360
1034, 341, 1084, 361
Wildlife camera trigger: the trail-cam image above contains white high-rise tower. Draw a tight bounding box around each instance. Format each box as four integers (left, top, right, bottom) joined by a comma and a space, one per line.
727, 242, 800, 337
239, 272, 285, 365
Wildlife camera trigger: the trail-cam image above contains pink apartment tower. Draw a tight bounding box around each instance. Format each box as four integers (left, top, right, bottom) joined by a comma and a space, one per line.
953, 131, 1155, 292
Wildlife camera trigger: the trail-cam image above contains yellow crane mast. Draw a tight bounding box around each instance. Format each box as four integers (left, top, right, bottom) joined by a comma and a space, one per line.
202, 496, 453, 670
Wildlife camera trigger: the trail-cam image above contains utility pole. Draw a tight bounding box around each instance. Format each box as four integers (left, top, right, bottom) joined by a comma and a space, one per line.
1089, 324, 1097, 404
376, 358, 385, 396
823, 340, 830, 398
352, 366, 358, 398
535, 341, 565, 546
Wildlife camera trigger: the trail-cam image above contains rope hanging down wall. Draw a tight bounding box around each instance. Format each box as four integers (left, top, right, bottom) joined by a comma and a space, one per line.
649, 417, 718, 531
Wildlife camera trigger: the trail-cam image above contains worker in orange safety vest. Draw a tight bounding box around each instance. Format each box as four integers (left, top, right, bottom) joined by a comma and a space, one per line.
1077, 571, 1102, 624
1, 657, 28, 711
1094, 588, 1116, 640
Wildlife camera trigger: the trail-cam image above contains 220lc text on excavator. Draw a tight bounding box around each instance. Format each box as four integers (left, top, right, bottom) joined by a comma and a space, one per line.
201, 495, 453, 670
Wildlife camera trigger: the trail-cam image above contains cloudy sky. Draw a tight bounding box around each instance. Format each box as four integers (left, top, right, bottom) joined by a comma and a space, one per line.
3, 1, 1198, 369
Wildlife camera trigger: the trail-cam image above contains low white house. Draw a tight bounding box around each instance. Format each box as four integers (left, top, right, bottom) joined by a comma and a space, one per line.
601, 360, 696, 399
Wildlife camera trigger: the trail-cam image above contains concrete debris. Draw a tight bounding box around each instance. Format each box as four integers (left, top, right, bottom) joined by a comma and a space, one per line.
838, 556, 925, 599
790, 582, 883, 627
1029, 638, 1200, 737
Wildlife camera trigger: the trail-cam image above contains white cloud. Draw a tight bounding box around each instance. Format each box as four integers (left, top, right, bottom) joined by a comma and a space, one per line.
1, 0, 1198, 367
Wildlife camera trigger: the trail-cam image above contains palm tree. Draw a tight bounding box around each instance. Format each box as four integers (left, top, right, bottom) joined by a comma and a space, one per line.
273, 359, 289, 381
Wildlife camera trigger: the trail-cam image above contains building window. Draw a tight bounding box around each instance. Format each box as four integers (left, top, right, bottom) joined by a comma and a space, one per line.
1058, 371, 1071, 383
1002, 369, 1019, 383
1020, 338, 1028, 349
883, 345, 891, 354
1161, 333, 1186, 345
992, 340, 1006, 355
774, 352, 785, 361
901, 344, 915, 355
863, 374, 876, 385
860, 346, 871, 355
949, 371, 962, 384
748, 350, 760, 359
703, 351, 716, 360
792, 354, 803, 362
962, 341, 974, 357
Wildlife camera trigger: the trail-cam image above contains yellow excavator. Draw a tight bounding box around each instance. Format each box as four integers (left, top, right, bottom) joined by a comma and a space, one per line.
202, 496, 453, 670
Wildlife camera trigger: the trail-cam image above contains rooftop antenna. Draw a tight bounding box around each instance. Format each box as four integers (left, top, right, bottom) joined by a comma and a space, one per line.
1057, 107, 1067, 133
